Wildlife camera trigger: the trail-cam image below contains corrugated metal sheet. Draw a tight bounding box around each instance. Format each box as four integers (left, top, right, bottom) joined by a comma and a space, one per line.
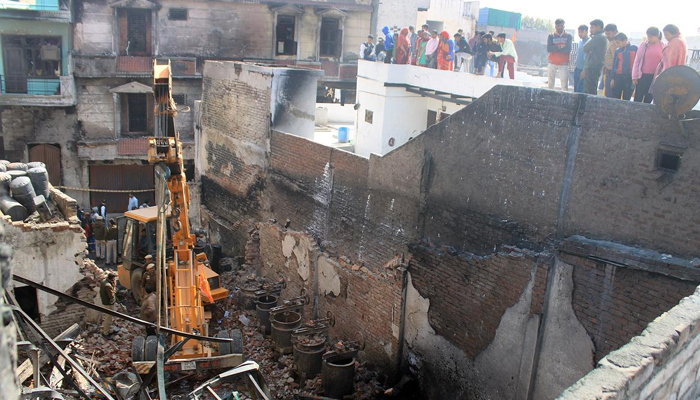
89, 164, 154, 211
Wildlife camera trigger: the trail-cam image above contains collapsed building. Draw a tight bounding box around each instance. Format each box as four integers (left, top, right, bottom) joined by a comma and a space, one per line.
195, 60, 700, 399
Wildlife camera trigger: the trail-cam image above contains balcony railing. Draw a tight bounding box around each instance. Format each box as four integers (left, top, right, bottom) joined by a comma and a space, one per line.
0, 74, 75, 106
74, 55, 200, 78
0, 0, 72, 21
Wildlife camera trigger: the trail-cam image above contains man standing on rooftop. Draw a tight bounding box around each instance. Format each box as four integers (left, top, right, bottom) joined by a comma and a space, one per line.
602, 24, 619, 97
547, 18, 573, 91
582, 19, 608, 95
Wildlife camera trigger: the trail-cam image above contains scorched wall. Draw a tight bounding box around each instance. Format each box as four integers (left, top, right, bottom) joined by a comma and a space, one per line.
197, 72, 700, 399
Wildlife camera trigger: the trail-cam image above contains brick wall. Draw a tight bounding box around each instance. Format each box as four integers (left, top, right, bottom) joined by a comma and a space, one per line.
257, 223, 403, 372
560, 285, 700, 400
408, 243, 549, 358
559, 237, 699, 362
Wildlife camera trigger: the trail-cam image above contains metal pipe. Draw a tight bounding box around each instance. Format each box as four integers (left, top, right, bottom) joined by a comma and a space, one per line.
12, 275, 232, 344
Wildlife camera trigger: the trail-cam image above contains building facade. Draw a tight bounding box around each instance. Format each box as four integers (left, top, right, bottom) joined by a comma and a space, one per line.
1, 0, 374, 210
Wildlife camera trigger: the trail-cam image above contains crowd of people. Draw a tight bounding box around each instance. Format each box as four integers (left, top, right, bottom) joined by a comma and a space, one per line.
359, 19, 690, 101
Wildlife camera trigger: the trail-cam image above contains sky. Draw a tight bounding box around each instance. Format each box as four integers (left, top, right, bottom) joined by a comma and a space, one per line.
481, 0, 700, 38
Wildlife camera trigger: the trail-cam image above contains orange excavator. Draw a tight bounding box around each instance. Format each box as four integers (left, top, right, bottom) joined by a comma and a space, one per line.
129, 61, 243, 376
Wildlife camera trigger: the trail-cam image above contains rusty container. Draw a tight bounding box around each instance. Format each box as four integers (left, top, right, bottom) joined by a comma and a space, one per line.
293, 334, 327, 381
271, 311, 302, 354
255, 294, 279, 335
321, 353, 355, 399
239, 283, 263, 310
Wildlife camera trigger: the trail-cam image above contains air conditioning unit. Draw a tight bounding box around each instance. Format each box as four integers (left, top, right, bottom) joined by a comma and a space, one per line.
40, 45, 61, 61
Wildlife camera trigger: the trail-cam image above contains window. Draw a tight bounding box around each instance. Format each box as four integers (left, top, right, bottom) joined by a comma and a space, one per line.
173, 94, 187, 105
118, 8, 151, 55
427, 110, 438, 127
320, 18, 341, 57
657, 150, 681, 173
127, 94, 148, 132
365, 109, 373, 124
168, 8, 187, 21
276, 15, 297, 56
1, 35, 61, 94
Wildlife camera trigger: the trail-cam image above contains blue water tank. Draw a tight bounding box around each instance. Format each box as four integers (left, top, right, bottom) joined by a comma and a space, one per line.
338, 127, 349, 143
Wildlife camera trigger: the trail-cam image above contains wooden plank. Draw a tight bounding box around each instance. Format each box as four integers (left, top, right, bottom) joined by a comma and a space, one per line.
70, 359, 92, 394
49, 347, 71, 388
17, 323, 80, 383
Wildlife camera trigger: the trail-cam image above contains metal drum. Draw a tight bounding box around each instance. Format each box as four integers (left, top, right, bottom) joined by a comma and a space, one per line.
26, 162, 46, 170
0, 164, 5, 173
0, 172, 10, 196
27, 167, 50, 199
10, 177, 37, 213
0, 160, 10, 167
7, 162, 27, 172
239, 282, 263, 310
7, 170, 27, 180
255, 294, 279, 335
0, 195, 28, 221
321, 353, 356, 399
271, 311, 301, 354
293, 333, 327, 381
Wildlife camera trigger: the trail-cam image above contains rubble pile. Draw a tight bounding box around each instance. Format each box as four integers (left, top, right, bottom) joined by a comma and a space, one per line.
20, 258, 392, 399
218, 267, 388, 400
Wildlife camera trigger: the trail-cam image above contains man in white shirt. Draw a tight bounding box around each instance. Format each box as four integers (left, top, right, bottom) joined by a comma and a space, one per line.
128, 193, 138, 211
489, 33, 518, 79
100, 200, 107, 220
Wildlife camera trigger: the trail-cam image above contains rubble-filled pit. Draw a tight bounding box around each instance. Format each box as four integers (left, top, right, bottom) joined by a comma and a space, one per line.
19, 258, 412, 399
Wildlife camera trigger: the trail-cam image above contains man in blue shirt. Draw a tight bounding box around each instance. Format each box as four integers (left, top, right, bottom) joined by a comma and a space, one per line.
574, 25, 590, 93
128, 192, 138, 211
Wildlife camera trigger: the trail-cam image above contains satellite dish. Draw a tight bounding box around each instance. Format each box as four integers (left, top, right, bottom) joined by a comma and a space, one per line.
653, 66, 700, 116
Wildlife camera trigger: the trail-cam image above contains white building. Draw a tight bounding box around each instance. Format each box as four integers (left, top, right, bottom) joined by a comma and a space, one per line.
353, 60, 547, 157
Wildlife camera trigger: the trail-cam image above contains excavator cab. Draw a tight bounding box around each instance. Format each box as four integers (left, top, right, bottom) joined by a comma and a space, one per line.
117, 206, 226, 304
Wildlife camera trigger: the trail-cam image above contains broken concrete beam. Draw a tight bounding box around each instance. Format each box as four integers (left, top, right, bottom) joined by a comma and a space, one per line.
33, 195, 52, 222
17, 323, 80, 383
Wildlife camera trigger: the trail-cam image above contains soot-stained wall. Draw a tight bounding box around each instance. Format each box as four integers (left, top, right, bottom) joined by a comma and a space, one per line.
199, 80, 700, 399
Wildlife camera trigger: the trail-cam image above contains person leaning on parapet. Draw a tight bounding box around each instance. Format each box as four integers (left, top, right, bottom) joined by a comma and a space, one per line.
105, 218, 118, 265
436, 31, 455, 71
360, 35, 376, 61
382, 26, 395, 64
395, 28, 411, 64
609, 33, 637, 101
453, 33, 472, 72
573, 25, 590, 93
602, 23, 619, 97
128, 192, 138, 211
490, 33, 518, 79
409, 26, 418, 59
100, 271, 119, 336
93, 215, 107, 261
581, 19, 608, 95
547, 18, 573, 91
426, 30, 440, 69
632, 27, 664, 103
375, 37, 386, 62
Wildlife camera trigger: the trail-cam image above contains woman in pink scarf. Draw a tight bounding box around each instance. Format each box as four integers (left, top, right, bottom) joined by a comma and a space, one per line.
655, 24, 687, 76
395, 28, 411, 64
425, 31, 440, 69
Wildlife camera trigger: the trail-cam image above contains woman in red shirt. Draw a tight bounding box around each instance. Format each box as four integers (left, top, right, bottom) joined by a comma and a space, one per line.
395, 28, 411, 65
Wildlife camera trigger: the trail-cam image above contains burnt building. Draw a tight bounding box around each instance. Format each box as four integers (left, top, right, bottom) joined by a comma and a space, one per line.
1, 0, 373, 210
